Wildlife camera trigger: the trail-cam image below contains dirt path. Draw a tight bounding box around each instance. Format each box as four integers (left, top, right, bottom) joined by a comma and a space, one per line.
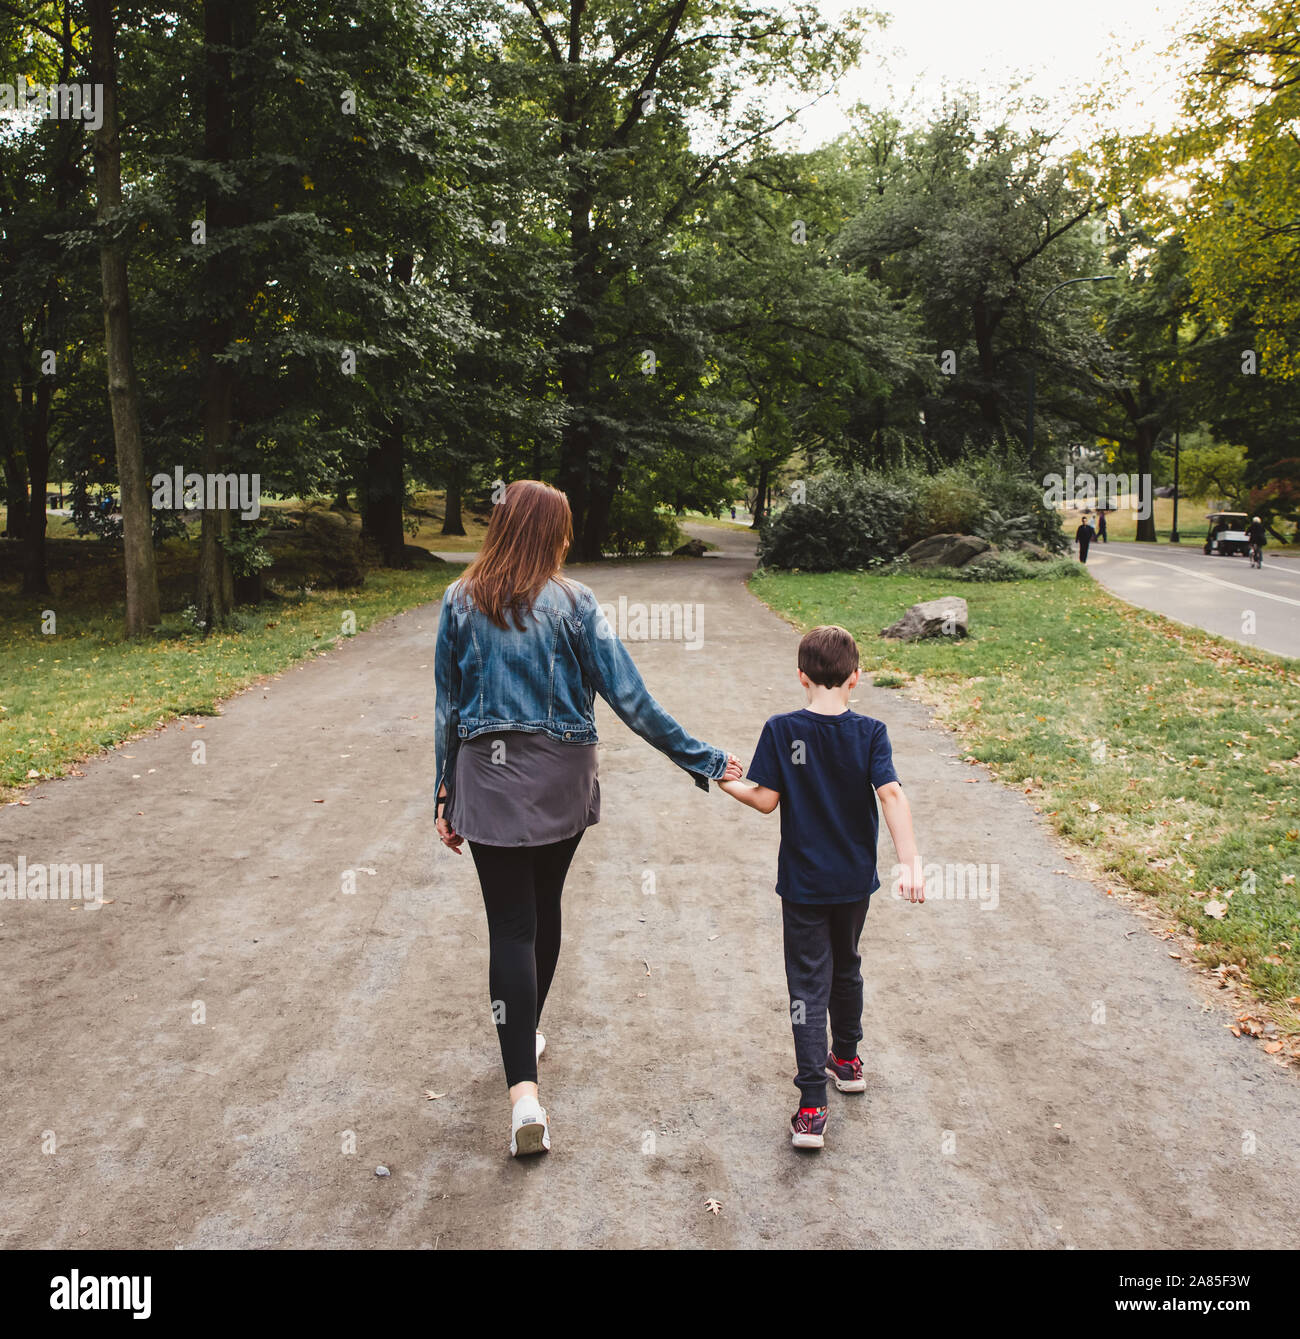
3, 526, 1298, 1249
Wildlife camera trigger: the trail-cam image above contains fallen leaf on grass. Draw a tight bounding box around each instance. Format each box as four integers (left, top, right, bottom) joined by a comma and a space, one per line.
1264, 1041, 1284, 1054
704, 1198, 722, 1216
1204, 900, 1228, 920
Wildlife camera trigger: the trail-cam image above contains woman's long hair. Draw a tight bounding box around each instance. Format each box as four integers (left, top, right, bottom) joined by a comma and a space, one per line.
461, 480, 574, 629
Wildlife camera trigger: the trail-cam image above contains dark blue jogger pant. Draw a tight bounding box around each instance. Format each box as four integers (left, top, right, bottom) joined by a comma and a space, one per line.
781, 895, 872, 1107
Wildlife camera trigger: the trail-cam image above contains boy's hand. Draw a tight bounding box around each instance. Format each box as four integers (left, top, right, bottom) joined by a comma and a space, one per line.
895, 857, 925, 903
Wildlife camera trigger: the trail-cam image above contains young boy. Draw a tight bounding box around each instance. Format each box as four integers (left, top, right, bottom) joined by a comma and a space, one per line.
718, 625, 923, 1150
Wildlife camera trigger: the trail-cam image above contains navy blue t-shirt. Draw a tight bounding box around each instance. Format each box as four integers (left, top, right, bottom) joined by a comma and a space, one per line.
746, 708, 901, 905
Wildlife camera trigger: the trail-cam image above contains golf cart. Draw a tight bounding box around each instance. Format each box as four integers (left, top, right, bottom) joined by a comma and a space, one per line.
1203, 512, 1251, 556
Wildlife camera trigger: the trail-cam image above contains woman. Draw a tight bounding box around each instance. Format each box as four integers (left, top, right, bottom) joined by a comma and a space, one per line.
434, 480, 740, 1157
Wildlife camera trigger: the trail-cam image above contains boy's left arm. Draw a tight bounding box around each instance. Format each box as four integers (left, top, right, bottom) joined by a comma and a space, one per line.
717, 777, 780, 813
876, 781, 923, 903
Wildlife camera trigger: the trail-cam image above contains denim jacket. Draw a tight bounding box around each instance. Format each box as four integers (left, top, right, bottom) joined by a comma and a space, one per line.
435, 576, 726, 800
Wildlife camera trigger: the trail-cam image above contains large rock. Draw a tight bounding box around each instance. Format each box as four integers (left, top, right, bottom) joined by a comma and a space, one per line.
880, 596, 969, 641
672, 537, 709, 557
962, 550, 1004, 570
902, 533, 991, 568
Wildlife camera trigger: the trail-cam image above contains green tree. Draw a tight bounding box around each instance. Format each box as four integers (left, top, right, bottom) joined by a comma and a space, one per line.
501, 0, 871, 557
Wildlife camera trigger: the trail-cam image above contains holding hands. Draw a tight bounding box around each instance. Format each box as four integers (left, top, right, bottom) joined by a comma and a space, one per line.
436, 784, 464, 854
722, 753, 743, 781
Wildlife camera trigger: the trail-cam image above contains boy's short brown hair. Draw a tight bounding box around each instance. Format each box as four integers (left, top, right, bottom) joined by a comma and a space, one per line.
798, 625, 859, 688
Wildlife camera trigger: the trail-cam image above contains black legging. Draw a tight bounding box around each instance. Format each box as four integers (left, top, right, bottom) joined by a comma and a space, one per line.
468, 833, 584, 1088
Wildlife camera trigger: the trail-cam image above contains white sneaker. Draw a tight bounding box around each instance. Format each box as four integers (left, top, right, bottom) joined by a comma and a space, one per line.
510, 1095, 550, 1157
536, 1031, 546, 1061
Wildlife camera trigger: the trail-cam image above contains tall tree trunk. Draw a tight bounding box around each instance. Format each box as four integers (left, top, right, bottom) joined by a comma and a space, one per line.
557, 182, 598, 556
581, 462, 620, 558
1117, 379, 1161, 544
441, 462, 465, 536
20, 373, 53, 595
1, 334, 27, 540
20, 10, 79, 590
1132, 424, 1158, 543
88, 0, 160, 635
972, 298, 1005, 443
197, 366, 235, 626
361, 425, 406, 566
360, 253, 413, 566
751, 460, 769, 527
195, 0, 253, 629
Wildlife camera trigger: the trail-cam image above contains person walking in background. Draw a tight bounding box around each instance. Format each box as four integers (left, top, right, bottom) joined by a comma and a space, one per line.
1096, 507, 1108, 543
434, 480, 742, 1157
1075, 514, 1096, 564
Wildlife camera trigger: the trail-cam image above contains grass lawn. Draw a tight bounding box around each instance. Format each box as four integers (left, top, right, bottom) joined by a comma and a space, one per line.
1, 552, 455, 803
750, 566, 1300, 1045
679, 510, 753, 532
1, 490, 495, 554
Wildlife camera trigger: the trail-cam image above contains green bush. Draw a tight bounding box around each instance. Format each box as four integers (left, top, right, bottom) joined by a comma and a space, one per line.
758, 471, 912, 571
273, 507, 366, 589
955, 553, 1083, 582
901, 467, 986, 546
605, 489, 682, 557
759, 457, 1070, 572
966, 456, 1068, 553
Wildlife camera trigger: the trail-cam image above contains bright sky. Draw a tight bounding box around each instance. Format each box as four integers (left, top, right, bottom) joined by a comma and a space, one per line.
778, 0, 1218, 148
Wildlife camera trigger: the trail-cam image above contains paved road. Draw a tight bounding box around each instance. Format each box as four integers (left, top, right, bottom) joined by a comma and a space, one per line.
2, 526, 1298, 1248
1084, 540, 1300, 659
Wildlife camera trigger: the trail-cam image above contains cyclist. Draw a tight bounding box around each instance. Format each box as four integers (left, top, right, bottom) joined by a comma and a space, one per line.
1248, 515, 1266, 569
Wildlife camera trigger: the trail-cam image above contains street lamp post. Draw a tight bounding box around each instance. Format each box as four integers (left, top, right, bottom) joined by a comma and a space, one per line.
1026, 275, 1117, 470
1172, 380, 1181, 543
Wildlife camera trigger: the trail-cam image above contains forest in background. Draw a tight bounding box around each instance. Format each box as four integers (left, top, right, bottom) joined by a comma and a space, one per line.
1, 0, 1297, 633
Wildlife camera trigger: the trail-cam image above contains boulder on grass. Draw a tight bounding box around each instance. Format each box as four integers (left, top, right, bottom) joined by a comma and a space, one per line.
672, 537, 709, 557
902, 533, 991, 568
880, 596, 969, 641
963, 550, 1004, 569
1012, 541, 1051, 561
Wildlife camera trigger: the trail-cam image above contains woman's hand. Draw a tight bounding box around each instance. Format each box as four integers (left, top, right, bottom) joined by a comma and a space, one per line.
723, 753, 743, 781
436, 786, 464, 854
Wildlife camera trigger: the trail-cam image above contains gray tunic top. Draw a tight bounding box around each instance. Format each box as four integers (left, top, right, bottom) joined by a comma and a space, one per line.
447, 730, 600, 847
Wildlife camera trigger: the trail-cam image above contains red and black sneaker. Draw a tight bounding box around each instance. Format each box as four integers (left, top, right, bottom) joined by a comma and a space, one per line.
790, 1105, 828, 1149
825, 1052, 866, 1093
